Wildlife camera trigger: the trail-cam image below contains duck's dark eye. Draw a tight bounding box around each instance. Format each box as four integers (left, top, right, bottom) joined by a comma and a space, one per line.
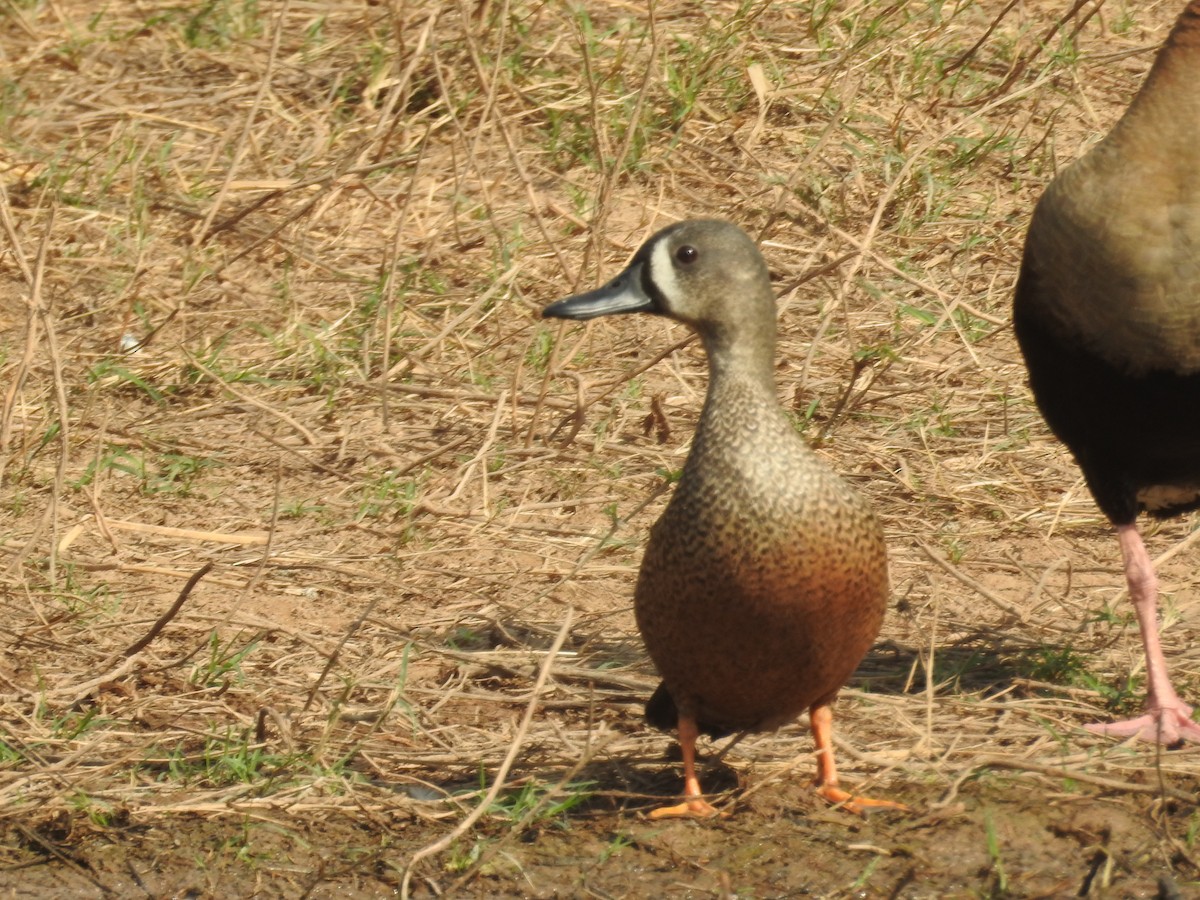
675, 245, 699, 264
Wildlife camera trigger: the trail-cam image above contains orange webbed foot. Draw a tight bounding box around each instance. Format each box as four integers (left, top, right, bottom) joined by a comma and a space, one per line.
810, 703, 908, 816
649, 713, 728, 820
816, 783, 909, 816
647, 797, 725, 820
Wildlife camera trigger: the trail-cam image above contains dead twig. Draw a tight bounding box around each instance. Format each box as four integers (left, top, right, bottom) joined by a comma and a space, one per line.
113, 562, 215, 663
398, 607, 574, 899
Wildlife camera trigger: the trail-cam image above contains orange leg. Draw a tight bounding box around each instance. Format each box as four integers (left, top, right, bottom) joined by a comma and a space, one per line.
810, 703, 907, 815
648, 713, 723, 820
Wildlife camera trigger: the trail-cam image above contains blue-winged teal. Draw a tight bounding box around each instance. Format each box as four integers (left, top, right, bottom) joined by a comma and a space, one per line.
1014, 2, 1200, 744
544, 220, 903, 817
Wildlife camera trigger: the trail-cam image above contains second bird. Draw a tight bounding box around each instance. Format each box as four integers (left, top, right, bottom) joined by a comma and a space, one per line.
1014, 2, 1200, 744
544, 220, 903, 817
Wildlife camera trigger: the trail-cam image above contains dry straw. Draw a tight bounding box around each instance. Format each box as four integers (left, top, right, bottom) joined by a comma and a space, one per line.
1, 0, 1198, 894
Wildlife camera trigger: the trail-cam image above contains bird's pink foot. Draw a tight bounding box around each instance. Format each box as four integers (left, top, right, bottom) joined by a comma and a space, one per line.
1084, 526, 1200, 747
1085, 702, 1200, 746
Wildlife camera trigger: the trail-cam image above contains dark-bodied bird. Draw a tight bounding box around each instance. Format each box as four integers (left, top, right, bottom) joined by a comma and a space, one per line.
543, 220, 904, 817
1014, 2, 1200, 745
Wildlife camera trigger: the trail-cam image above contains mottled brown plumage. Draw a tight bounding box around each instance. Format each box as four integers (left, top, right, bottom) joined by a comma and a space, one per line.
543, 220, 900, 817
1014, 2, 1200, 744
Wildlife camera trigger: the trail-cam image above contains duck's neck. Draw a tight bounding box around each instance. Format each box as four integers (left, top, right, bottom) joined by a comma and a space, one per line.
1107, 4, 1200, 158
702, 329, 778, 391
696, 330, 788, 438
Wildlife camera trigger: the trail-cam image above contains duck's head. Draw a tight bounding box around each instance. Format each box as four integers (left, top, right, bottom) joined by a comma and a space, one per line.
542, 220, 776, 354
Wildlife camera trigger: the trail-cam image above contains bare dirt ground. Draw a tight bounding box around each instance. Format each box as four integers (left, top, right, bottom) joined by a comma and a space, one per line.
3, 1, 1200, 896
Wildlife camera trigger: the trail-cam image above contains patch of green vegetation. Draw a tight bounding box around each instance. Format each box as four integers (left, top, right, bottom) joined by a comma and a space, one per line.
0, 78, 27, 130
446, 626, 489, 651
539, 11, 627, 171
190, 632, 259, 689
907, 396, 958, 439
158, 731, 288, 788
468, 773, 595, 830
0, 740, 24, 765
355, 471, 421, 523
494, 222, 526, 274
445, 837, 487, 874
788, 402, 816, 436
941, 536, 964, 564
69, 791, 118, 828
1019, 647, 1091, 685
280, 498, 327, 519
154, 452, 221, 495
953, 308, 993, 344
942, 132, 1017, 172
686, 6, 781, 127
1090, 605, 1134, 628
47, 566, 116, 616
3, 488, 29, 517
274, 322, 358, 392
303, 14, 327, 46
1110, 8, 1137, 35
86, 360, 167, 403
982, 808, 1009, 896
1016, 645, 1143, 714
898, 303, 938, 328
181, 0, 263, 49
331, 644, 422, 762
71, 445, 220, 497
212, 820, 262, 865
534, 0, 765, 175
850, 853, 882, 891
525, 327, 554, 375
187, 338, 279, 387
464, 365, 495, 391
1186, 811, 1200, 848
598, 831, 634, 864
925, 648, 991, 692
52, 706, 105, 741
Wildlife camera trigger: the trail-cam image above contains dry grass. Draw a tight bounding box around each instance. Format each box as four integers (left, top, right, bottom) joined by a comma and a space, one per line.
3, 0, 1200, 895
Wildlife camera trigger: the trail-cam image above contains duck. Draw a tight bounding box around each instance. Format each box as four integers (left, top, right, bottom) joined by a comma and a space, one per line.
1013, 1, 1200, 745
543, 219, 903, 817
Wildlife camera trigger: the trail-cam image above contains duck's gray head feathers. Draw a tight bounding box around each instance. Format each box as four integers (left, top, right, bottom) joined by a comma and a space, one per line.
542, 220, 776, 369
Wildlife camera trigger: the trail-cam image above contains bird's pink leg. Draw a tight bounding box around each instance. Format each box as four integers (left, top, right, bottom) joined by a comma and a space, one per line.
1085, 523, 1200, 745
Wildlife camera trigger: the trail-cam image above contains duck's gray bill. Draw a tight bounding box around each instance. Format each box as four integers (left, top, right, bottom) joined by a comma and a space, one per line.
541, 262, 654, 320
